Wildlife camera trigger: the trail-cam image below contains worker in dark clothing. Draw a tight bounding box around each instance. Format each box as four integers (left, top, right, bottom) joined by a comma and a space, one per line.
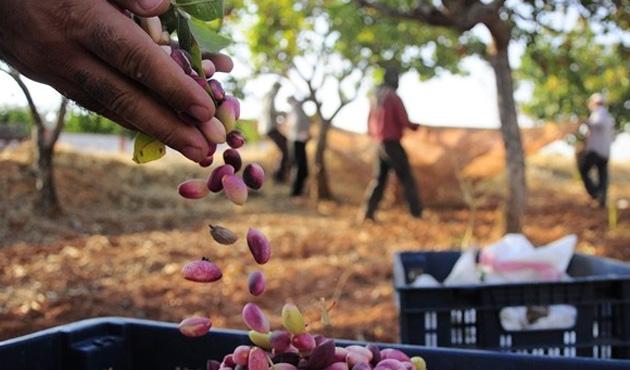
359, 68, 423, 222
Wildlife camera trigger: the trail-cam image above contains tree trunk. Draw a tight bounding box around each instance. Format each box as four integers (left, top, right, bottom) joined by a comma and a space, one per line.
33, 127, 61, 215
488, 41, 526, 233
314, 120, 333, 200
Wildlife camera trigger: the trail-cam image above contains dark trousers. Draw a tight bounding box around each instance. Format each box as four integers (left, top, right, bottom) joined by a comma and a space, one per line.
578, 150, 608, 206
363, 140, 422, 218
290, 140, 308, 196
267, 128, 290, 182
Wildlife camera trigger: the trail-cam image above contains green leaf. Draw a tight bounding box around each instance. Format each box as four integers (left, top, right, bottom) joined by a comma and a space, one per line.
189, 18, 232, 53
160, 6, 178, 34
191, 41, 204, 76
132, 132, 166, 164
177, 11, 193, 53
174, 0, 223, 22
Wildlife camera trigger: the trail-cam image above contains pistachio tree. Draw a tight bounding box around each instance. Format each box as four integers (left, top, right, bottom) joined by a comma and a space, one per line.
354, 0, 627, 232
242, 0, 462, 199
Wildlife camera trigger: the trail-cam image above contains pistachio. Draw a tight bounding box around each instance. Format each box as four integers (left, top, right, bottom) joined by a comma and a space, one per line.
242, 302, 270, 333
178, 179, 209, 199
207, 164, 235, 193
182, 257, 222, 282
178, 316, 212, 337
223, 148, 242, 172
247, 228, 271, 264
222, 174, 248, 205
227, 130, 246, 149
209, 224, 238, 245
248, 270, 266, 296
243, 163, 265, 190
248, 330, 272, 350
281, 303, 305, 334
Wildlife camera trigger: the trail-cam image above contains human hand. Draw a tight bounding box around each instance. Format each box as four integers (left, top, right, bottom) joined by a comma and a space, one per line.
0, 0, 233, 162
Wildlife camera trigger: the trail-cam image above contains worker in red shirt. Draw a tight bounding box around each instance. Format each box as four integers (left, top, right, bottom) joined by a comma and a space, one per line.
359, 68, 422, 222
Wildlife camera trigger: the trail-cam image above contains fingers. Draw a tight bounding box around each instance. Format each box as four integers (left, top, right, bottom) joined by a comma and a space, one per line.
68, 53, 211, 162
109, 0, 171, 17
58, 83, 136, 131
202, 52, 234, 73
79, 1, 216, 123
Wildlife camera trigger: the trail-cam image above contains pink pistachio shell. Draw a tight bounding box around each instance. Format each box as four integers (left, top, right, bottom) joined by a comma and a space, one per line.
223, 148, 242, 172
222, 355, 236, 368
353, 363, 372, 370
199, 156, 214, 168
171, 48, 193, 75
325, 363, 350, 370
375, 360, 405, 370
248, 347, 270, 370
379, 349, 410, 362
270, 330, 292, 353
208, 79, 225, 102
248, 270, 266, 296
178, 316, 212, 337
292, 333, 316, 353
227, 130, 246, 149
247, 228, 271, 264
207, 164, 235, 192
273, 364, 298, 370
178, 179, 209, 199
182, 259, 223, 282
222, 174, 248, 205
233, 345, 251, 366
200, 117, 227, 144
242, 302, 270, 333
334, 347, 349, 363
243, 163, 265, 190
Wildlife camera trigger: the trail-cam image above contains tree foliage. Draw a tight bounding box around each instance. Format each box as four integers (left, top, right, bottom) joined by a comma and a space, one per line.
519, 20, 629, 131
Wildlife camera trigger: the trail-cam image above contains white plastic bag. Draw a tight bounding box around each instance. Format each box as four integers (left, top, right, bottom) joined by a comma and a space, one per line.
479, 234, 576, 283
444, 248, 481, 286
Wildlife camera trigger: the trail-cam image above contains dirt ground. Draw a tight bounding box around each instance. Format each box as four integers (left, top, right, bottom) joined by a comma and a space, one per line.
1, 129, 629, 343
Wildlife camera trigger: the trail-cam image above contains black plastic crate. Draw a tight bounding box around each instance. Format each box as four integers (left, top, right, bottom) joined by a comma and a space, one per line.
394, 251, 630, 359
1, 317, 629, 370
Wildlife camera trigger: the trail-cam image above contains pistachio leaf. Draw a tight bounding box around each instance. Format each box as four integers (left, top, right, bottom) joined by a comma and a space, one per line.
174, 0, 223, 22
191, 41, 204, 76
133, 132, 166, 164
189, 18, 232, 53
160, 6, 178, 34
177, 11, 193, 53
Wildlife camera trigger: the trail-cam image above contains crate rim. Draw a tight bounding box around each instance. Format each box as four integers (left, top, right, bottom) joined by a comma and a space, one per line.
394, 250, 630, 291
2, 316, 630, 366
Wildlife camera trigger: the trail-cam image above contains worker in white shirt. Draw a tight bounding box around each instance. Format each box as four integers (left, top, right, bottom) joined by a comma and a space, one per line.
579, 93, 615, 207
286, 96, 311, 196
258, 82, 290, 182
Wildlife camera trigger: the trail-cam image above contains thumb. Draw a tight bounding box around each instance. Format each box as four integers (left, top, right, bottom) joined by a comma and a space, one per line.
110, 0, 171, 17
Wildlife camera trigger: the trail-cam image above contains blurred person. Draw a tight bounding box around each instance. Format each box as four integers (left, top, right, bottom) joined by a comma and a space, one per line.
258, 81, 290, 182
579, 93, 615, 207
359, 68, 423, 222
286, 96, 310, 196
0, 0, 235, 163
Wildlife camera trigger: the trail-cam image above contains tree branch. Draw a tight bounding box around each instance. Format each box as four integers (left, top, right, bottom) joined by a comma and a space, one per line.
49, 97, 69, 147
353, 0, 454, 27
0, 66, 44, 130
293, 61, 325, 122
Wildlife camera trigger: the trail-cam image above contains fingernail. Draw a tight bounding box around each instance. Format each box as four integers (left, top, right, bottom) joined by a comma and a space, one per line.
189, 104, 212, 122
181, 146, 204, 162
138, 0, 163, 11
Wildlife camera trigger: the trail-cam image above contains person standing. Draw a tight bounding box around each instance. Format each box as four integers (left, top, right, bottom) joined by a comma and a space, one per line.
258, 81, 290, 182
286, 96, 311, 196
359, 68, 423, 222
579, 93, 615, 207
